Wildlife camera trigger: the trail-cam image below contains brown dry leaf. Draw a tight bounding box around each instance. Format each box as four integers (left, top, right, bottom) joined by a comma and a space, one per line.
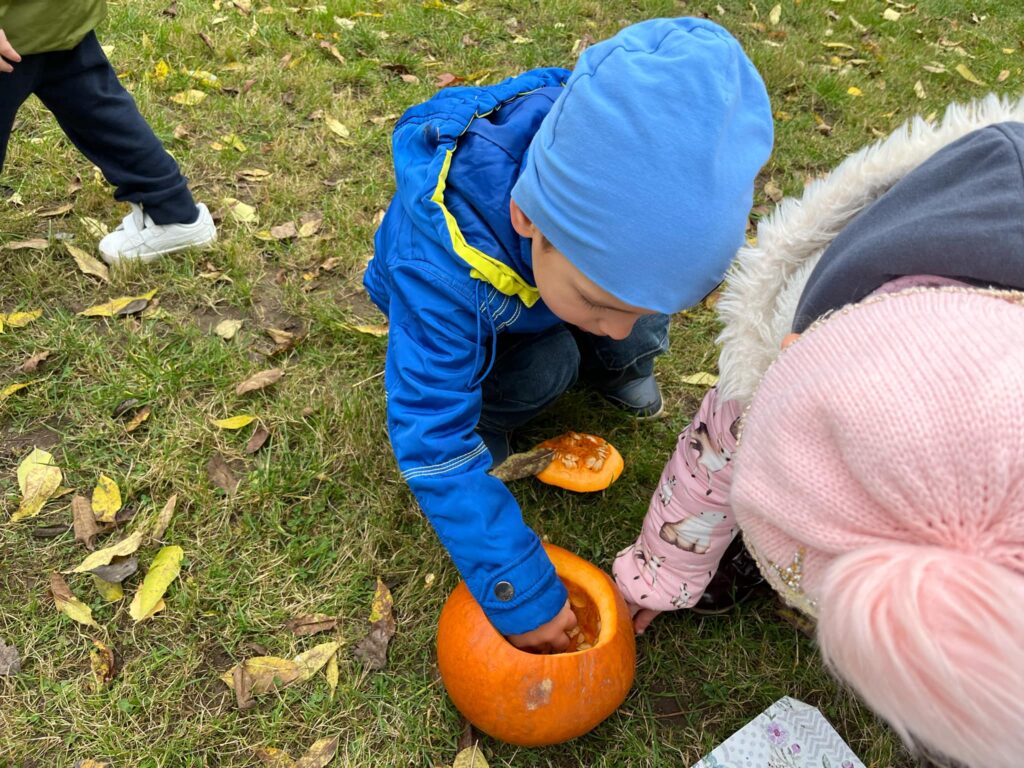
66, 244, 110, 283
0, 639, 21, 675
150, 494, 178, 541
295, 737, 339, 768
50, 572, 100, 628
399, 73, 419, 84
245, 425, 271, 454
265, 327, 295, 345
319, 41, 346, 65
15, 350, 49, 374
268, 221, 298, 240
233, 663, 257, 710
39, 203, 74, 218
435, 72, 461, 88
125, 405, 152, 432
763, 180, 784, 203
236, 368, 284, 395
284, 614, 338, 637
254, 747, 297, 767
297, 213, 323, 238
90, 640, 117, 691
89, 555, 139, 584
489, 447, 554, 482
72, 495, 100, 550
221, 656, 302, 694
215, 319, 244, 340
207, 453, 240, 494
5, 238, 48, 251
353, 578, 395, 670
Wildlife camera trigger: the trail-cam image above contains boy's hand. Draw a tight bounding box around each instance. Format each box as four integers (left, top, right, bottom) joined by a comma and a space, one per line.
506, 600, 578, 654
0, 30, 21, 73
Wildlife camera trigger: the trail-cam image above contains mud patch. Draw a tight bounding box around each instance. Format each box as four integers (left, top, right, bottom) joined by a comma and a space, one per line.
0, 421, 61, 457
525, 677, 553, 711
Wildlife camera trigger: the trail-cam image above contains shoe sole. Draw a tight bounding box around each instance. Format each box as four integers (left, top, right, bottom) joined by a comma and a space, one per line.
101, 233, 217, 266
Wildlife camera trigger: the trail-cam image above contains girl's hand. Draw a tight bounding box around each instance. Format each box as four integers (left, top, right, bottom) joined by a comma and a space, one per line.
507, 599, 578, 654
0, 30, 21, 73
632, 607, 661, 635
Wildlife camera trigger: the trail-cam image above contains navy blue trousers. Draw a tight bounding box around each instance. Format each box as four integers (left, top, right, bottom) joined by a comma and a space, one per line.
0, 31, 197, 224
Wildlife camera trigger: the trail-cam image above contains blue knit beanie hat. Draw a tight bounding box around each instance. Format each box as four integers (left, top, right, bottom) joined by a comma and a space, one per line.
512, 17, 773, 314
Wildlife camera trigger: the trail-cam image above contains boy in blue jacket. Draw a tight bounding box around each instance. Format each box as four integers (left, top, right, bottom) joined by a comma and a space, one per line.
364, 17, 773, 652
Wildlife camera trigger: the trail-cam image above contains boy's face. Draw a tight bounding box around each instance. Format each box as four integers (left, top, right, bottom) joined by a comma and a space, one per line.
511, 201, 656, 340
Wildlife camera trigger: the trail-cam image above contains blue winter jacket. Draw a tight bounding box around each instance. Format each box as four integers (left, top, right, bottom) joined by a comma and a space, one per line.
364, 68, 573, 635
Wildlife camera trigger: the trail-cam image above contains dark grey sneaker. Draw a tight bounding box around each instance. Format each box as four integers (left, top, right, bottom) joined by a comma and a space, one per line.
600, 374, 665, 419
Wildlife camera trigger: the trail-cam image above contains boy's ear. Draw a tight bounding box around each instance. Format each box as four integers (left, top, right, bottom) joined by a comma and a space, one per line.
509, 198, 537, 238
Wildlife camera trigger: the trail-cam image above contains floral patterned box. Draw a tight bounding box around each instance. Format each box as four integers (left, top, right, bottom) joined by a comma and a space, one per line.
691, 697, 865, 768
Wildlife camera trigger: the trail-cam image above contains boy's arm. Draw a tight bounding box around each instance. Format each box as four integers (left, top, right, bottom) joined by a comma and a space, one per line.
0, 29, 22, 73
612, 388, 742, 627
386, 263, 568, 637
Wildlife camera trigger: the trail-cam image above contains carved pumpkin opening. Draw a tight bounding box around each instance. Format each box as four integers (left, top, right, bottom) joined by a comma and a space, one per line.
563, 577, 603, 653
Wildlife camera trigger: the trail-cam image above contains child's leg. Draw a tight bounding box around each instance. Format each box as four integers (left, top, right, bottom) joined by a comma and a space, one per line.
31, 32, 198, 225
477, 324, 580, 466
572, 313, 670, 417
0, 55, 45, 173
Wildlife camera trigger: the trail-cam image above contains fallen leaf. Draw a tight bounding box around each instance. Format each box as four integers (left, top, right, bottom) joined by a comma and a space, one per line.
489, 447, 554, 482
268, 221, 298, 240
319, 41, 346, 65
768, 4, 781, 24
453, 746, 489, 768
5, 238, 48, 251
254, 747, 296, 767
69, 530, 144, 573
680, 371, 719, 386
284, 614, 338, 637
0, 639, 20, 675
400, 73, 419, 84
2, 309, 42, 329
233, 662, 257, 710
92, 574, 124, 602
32, 523, 69, 539
50, 572, 100, 628
90, 640, 117, 691
129, 545, 183, 622
72, 495, 100, 550
15, 350, 49, 374
998, 69, 1010, 82
212, 132, 246, 152
207, 453, 240, 494
293, 641, 340, 682
763, 180, 783, 203
125, 405, 152, 432
80, 216, 109, 239
236, 368, 283, 395
79, 289, 158, 317
324, 116, 350, 139
847, 86, 863, 96
221, 656, 302, 694
239, 168, 272, 182
882, 7, 901, 21
350, 323, 388, 337
914, 80, 926, 99
955, 63, 986, 86
73, 761, 111, 768
0, 381, 33, 403
295, 737, 339, 768
297, 213, 323, 238
435, 72, 461, 88
112, 398, 141, 419
12, 447, 62, 522
222, 197, 259, 224
171, 89, 208, 105
38, 203, 74, 218
89, 555, 139, 584
212, 414, 257, 430
66, 244, 110, 283
245, 425, 271, 454
91, 474, 122, 524
215, 318, 244, 340
150, 494, 177, 541
324, 653, 339, 700
353, 578, 395, 670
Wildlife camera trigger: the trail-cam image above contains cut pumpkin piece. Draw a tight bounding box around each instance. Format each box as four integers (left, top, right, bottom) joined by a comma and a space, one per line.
534, 432, 624, 492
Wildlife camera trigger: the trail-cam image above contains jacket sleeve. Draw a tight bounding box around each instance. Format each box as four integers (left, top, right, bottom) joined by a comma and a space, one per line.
612, 388, 742, 611
385, 263, 568, 635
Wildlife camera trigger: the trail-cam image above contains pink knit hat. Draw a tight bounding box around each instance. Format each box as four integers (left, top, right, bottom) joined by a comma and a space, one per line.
732, 287, 1024, 768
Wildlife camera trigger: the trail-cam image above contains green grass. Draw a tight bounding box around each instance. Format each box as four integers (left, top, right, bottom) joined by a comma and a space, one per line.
1, 0, 1021, 765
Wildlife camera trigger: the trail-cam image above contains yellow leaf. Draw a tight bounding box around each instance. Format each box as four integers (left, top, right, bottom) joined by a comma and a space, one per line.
350, 323, 388, 337
293, 641, 340, 682
221, 656, 302, 693
184, 68, 220, 88
66, 244, 110, 283
295, 737, 340, 768
453, 746, 490, 768
171, 89, 208, 105
255, 748, 298, 768
79, 216, 109, 239
0, 381, 33, 403
152, 59, 171, 82
998, 69, 1010, 82
50, 573, 100, 628
324, 117, 350, 139
212, 414, 257, 430
3, 309, 42, 328
222, 197, 259, 224
680, 372, 719, 387
12, 448, 62, 522
368, 578, 392, 623
212, 133, 247, 152
768, 4, 781, 25
78, 289, 158, 317
92, 574, 124, 602
91, 474, 122, 523
129, 545, 183, 622
847, 86, 863, 96
90, 640, 116, 691
914, 80, 926, 99
882, 7, 901, 21
70, 530, 145, 573
955, 63, 986, 86
325, 652, 339, 699
1002, 48, 1016, 54
215, 318, 244, 340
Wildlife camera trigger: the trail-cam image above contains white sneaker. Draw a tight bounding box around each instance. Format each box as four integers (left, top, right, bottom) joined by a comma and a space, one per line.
99, 202, 217, 265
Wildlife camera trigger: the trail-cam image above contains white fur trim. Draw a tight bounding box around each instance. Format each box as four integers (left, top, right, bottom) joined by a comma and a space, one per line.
717, 93, 1024, 404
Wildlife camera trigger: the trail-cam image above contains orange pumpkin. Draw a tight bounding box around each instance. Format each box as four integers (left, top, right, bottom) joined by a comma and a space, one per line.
534, 432, 624, 492
436, 544, 636, 746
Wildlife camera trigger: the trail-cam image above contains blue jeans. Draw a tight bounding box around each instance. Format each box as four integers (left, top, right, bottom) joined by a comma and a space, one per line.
477, 313, 670, 464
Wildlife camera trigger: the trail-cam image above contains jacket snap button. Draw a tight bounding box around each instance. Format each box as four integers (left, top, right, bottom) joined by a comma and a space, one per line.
494, 581, 515, 601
